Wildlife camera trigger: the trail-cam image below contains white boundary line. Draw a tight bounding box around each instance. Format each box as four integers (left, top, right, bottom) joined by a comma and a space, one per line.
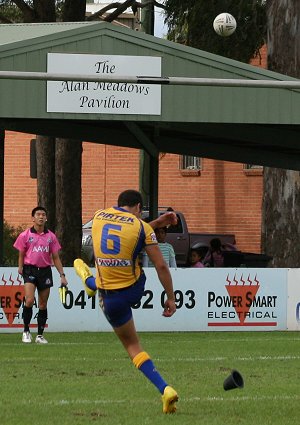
12, 394, 300, 407
1, 336, 300, 346
158, 355, 300, 362
1, 354, 300, 362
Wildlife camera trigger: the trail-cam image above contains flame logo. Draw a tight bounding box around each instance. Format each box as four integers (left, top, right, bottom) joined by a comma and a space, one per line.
226, 274, 231, 285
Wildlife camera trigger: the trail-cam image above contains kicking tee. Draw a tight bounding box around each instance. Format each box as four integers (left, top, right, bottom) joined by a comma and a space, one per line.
92, 207, 157, 290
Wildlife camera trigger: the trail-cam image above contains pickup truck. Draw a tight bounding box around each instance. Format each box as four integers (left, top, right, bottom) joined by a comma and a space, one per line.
82, 210, 236, 267
146, 211, 236, 267
149, 211, 272, 267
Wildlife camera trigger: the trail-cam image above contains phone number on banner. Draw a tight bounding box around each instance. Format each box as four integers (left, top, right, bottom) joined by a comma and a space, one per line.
61, 289, 196, 310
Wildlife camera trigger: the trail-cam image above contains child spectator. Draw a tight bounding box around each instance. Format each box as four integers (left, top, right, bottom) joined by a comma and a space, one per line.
203, 238, 237, 267
143, 227, 177, 268
189, 248, 204, 268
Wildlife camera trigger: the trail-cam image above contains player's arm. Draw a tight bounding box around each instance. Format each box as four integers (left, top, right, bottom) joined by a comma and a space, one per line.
17, 251, 25, 275
148, 212, 177, 230
142, 250, 149, 267
52, 251, 68, 287
144, 244, 176, 317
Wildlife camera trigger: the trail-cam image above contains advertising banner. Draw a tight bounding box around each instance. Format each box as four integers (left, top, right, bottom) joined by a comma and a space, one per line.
0, 267, 288, 333
47, 53, 161, 115
287, 268, 300, 330
196, 268, 287, 330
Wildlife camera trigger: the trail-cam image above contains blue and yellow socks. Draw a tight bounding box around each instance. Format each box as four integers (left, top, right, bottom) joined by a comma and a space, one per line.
133, 351, 167, 394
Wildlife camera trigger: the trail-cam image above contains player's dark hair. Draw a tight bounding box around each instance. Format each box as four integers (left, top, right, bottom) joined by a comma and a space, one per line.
118, 190, 143, 209
210, 238, 222, 252
31, 206, 47, 217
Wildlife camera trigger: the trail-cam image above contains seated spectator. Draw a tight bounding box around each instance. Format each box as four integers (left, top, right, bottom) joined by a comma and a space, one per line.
143, 227, 177, 268
203, 238, 237, 267
189, 248, 204, 268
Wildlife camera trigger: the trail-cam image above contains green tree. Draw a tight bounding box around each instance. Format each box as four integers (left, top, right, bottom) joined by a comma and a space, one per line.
261, 1, 300, 267
164, 0, 266, 62
0, 1, 164, 24
3, 221, 25, 266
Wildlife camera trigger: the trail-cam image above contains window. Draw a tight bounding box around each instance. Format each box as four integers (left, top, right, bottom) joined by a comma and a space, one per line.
165, 214, 183, 234
180, 155, 201, 170
180, 155, 201, 176
243, 164, 263, 176
243, 164, 263, 170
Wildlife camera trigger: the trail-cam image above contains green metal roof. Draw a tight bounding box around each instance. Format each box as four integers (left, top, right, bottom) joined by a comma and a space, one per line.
0, 21, 99, 45
0, 21, 300, 170
0, 21, 298, 124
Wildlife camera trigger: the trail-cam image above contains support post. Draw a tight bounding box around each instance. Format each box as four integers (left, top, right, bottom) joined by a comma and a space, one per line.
0, 128, 4, 265
140, 0, 156, 217
141, 0, 154, 35
148, 154, 159, 221
125, 122, 159, 220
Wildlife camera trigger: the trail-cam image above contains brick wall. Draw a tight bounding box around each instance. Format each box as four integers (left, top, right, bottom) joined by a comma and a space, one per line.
250, 44, 267, 68
4, 131, 37, 227
4, 132, 262, 253
81, 143, 140, 222
158, 155, 262, 252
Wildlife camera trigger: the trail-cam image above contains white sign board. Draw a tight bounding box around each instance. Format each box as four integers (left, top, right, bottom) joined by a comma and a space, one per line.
47, 53, 161, 114
0, 267, 288, 333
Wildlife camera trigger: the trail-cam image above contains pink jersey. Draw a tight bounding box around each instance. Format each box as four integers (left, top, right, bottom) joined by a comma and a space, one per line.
13, 227, 61, 267
191, 261, 204, 268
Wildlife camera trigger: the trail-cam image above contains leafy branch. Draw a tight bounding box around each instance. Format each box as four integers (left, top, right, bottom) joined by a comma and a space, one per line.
87, 0, 166, 22
0, 0, 166, 24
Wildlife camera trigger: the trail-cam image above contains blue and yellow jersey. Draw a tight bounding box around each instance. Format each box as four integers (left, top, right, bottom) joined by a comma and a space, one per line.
92, 206, 157, 290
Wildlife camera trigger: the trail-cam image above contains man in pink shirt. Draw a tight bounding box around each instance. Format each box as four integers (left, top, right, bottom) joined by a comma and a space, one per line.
14, 206, 68, 344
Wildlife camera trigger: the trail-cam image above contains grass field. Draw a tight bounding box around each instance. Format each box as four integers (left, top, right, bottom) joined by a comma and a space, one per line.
1, 331, 300, 424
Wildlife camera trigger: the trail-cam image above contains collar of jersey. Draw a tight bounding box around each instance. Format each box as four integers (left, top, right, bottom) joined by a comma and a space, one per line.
113, 206, 129, 213
30, 226, 49, 234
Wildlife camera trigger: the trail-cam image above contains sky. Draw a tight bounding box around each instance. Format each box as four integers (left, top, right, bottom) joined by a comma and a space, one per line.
154, 5, 167, 38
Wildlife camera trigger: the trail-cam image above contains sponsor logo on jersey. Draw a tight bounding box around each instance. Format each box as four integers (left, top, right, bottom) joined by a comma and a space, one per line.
96, 211, 134, 223
150, 232, 157, 242
96, 258, 131, 267
32, 245, 50, 253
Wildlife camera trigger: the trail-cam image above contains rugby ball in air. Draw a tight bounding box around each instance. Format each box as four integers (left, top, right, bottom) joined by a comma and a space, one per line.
213, 13, 237, 37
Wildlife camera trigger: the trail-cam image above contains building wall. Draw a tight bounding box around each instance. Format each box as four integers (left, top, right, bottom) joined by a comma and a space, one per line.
4, 131, 37, 225
3, 46, 267, 253
250, 44, 267, 68
4, 132, 262, 253
158, 155, 262, 252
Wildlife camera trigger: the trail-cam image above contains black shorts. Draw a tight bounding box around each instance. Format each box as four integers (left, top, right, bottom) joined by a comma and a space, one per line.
22, 265, 53, 290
